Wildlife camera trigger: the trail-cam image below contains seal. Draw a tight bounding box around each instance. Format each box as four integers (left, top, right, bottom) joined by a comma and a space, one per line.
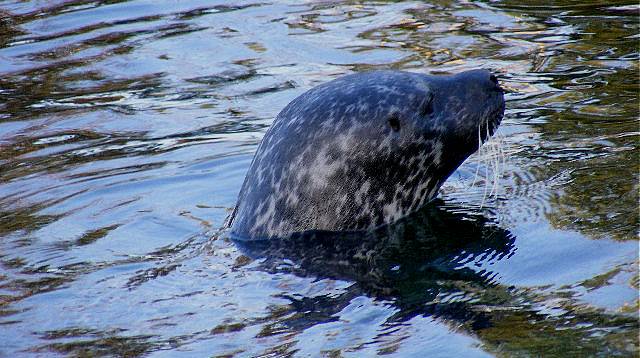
229, 69, 504, 240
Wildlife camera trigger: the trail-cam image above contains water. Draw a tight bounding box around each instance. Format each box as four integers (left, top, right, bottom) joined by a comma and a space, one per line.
0, 1, 637, 356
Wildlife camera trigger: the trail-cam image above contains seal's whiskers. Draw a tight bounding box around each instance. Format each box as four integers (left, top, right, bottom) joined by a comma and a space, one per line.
476, 121, 505, 209
471, 123, 483, 188
488, 122, 500, 198
479, 122, 491, 209
495, 131, 506, 198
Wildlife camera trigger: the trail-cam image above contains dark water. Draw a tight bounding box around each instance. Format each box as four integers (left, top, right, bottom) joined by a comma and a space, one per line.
0, 0, 638, 356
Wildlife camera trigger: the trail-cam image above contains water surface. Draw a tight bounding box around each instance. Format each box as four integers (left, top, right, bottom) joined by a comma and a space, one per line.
0, 0, 638, 356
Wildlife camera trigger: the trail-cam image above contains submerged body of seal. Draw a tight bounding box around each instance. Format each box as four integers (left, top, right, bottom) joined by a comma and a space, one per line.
230, 70, 504, 240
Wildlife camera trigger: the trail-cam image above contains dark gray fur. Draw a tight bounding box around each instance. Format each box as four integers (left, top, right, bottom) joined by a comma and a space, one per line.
230, 70, 504, 239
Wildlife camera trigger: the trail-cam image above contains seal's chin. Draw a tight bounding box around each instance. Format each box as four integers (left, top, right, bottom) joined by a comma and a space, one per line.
486, 101, 504, 141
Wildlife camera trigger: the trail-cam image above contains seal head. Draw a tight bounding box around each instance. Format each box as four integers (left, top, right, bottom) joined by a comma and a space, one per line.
230, 70, 504, 239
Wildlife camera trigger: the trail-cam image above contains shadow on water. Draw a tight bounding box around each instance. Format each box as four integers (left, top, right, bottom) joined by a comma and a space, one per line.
233, 200, 638, 356
235, 199, 514, 311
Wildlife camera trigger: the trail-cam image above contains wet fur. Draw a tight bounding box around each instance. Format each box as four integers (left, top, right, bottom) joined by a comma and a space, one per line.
230, 70, 504, 239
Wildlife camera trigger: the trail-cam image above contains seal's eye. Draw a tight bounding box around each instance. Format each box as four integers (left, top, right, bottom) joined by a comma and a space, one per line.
489, 74, 498, 85
388, 115, 400, 132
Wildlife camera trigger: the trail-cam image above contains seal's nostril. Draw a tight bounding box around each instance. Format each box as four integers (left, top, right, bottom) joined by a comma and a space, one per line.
488, 74, 503, 93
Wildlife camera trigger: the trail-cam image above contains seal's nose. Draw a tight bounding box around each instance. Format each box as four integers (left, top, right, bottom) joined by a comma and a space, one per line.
489, 74, 498, 85
454, 69, 503, 93
488, 73, 503, 92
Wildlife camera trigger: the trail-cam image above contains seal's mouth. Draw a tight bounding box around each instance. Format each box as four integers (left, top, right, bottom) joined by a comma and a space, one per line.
477, 86, 505, 146
447, 69, 505, 143
488, 92, 505, 137
487, 73, 506, 139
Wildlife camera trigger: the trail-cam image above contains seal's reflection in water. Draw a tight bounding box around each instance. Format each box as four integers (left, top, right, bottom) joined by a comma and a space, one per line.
232, 199, 515, 330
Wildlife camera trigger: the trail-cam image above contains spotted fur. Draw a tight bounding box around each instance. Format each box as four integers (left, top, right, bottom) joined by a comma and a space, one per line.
230, 70, 504, 239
